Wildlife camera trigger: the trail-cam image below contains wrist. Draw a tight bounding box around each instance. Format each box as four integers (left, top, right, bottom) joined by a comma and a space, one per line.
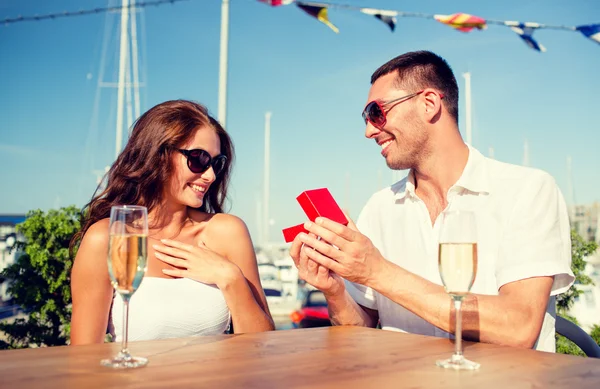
217, 264, 243, 290
322, 284, 346, 301
367, 257, 391, 291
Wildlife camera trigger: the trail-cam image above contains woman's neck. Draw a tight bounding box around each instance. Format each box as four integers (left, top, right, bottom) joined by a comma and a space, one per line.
148, 205, 191, 238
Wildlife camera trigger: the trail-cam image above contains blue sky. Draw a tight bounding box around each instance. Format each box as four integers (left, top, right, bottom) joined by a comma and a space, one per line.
0, 0, 599, 245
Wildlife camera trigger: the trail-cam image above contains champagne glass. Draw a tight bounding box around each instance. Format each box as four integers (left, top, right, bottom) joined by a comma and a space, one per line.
101, 205, 149, 368
436, 210, 480, 370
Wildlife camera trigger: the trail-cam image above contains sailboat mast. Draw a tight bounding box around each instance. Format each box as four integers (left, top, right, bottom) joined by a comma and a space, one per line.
218, 0, 230, 126
263, 112, 272, 247
463, 72, 472, 146
115, 0, 130, 158
130, 0, 141, 119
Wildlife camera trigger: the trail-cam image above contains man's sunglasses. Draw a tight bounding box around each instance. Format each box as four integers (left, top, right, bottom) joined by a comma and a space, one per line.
175, 148, 227, 176
362, 90, 425, 128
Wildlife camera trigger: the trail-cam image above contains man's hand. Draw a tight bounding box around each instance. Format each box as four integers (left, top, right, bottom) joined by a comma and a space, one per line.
290, 233, 345, 297
295, 216, 387, 288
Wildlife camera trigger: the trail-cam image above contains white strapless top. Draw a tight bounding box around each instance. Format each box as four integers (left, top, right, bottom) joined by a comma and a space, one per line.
111, 277, 231, 341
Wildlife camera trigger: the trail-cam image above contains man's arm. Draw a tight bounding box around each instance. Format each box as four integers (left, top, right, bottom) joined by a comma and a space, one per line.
372, 258, 553, 347
297, 172, 572, 349
326, 290, 379, 328
297, 218, 554, 348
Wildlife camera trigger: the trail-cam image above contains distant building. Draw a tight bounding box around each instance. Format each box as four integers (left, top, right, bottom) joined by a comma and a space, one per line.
0, 214, 26, 302
569, 202, 600, 244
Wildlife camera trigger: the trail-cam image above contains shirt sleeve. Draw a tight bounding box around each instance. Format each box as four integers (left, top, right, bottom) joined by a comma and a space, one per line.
344, 196, 379, 310
345, 279, 377, 310
496, 172, 574, 295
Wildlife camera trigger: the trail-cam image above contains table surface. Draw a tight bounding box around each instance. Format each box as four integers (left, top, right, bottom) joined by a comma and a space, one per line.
1, 326, 599, 389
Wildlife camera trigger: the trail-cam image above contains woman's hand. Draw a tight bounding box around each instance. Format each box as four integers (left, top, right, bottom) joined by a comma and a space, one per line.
153, 239, 242, 288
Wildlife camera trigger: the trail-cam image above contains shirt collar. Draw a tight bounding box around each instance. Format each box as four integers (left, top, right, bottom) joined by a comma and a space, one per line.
392, 170, 416, 201
453, 144, 491, 194
393, 144, 491, 200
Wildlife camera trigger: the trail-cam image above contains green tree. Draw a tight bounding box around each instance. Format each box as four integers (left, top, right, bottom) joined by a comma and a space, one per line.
556, 230, 596, 312
555, 230, 598, 356
0, 206, 80, 349
590, 324, 600, 346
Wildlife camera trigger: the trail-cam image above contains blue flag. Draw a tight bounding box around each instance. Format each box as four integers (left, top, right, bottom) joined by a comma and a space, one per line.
576, 24, 600, 45
507, 22, 546, 52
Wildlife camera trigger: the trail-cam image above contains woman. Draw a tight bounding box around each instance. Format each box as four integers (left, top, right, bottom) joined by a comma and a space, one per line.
70, 100, 274, 345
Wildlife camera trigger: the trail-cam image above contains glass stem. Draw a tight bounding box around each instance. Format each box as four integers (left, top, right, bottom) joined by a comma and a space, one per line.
453, 296, 463, 359
121, 296, 130, 358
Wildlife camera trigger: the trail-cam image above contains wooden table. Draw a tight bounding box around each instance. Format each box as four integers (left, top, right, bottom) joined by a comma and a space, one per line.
1, 326, 599, 388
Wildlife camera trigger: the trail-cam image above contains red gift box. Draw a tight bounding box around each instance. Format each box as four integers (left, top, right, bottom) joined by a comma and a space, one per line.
282, 224, 308, 243
296, 188, 348, 226
282, 188, 347, 243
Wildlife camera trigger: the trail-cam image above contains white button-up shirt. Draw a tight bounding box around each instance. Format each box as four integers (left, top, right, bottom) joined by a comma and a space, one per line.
346, 145, 574, 352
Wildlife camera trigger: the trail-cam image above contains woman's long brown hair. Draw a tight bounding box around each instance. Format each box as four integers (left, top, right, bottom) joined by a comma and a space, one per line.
70, 100, 234, 255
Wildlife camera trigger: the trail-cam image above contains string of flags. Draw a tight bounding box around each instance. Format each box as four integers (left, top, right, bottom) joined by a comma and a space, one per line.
1, 0, 190, 25
258, 0, 600, 52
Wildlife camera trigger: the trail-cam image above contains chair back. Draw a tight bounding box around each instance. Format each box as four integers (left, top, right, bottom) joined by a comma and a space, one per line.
556, 316, 600, 358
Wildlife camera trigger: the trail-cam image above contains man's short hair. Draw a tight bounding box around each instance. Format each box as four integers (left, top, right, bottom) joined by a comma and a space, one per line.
371, 51, 459, 123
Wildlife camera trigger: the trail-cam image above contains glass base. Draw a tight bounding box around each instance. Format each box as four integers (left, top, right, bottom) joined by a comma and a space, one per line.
101, 351, 148, 369
436, 354, 480, 370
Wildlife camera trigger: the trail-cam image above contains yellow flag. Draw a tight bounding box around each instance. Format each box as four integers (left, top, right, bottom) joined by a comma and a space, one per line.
297, 4, 339, 33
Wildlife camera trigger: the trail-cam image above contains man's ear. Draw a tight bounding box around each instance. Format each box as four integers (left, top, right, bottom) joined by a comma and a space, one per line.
422, 89, 444, 123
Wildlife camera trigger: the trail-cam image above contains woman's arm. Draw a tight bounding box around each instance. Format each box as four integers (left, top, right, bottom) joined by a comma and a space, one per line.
154, 214, 275, 333
70, 219, 114, 345
207, 214, 275, 333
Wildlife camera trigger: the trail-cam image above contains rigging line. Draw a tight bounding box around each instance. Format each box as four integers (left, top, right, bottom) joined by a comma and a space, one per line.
2, 0, 191, 25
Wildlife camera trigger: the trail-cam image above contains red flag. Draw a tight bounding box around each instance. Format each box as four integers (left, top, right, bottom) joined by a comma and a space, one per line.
258, 0, 293, 6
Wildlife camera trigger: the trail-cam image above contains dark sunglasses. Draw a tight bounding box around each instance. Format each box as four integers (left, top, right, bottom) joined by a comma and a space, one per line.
175, 148, 227, 176
362, 90, 426, 128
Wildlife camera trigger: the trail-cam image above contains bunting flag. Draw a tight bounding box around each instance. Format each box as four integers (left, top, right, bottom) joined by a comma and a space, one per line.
360, 8, 397, 32
255, 1, 599, 52
576, 24, 600, 45
505, 22, 546, 52
296, 4, 339, 33
258, 0, 294, 6
434, 13, 487, 32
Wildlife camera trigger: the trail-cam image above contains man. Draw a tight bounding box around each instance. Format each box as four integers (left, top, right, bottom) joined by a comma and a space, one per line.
289, 50, 573, 352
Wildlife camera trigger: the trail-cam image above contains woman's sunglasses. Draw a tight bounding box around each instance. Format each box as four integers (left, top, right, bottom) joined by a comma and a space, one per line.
362, 90, 426, 128
175, 148, 227, 176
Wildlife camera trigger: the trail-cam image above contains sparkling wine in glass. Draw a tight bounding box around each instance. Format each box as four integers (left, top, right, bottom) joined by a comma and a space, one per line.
101, 205, 149, 369
436, 210, 480, 370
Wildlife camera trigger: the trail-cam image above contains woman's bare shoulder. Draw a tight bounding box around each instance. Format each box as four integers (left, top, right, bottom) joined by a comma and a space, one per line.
205, 213, 249, 238
75, 218, 110, 262
192, 213, 252, 255
83, 218, 110, 245
203, 214, 256, 267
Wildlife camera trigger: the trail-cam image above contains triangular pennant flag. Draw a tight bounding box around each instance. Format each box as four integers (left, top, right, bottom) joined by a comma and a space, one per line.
434, 13, 487, 32
505, 22, 547, 52
297, 4, 339, 33
257, 0, 293, 6
360, 8, 398, 32
376, 14, 396, 32
576, 24, 600, 45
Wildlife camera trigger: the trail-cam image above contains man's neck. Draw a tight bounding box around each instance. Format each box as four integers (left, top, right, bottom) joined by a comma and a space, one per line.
413, 135, 469, 205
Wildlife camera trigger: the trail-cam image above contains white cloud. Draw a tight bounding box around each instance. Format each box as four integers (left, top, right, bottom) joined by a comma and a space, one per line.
0, 143, 37, 158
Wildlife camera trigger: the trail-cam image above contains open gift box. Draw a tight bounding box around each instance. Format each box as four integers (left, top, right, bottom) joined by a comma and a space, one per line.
282, 188, 348, 243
